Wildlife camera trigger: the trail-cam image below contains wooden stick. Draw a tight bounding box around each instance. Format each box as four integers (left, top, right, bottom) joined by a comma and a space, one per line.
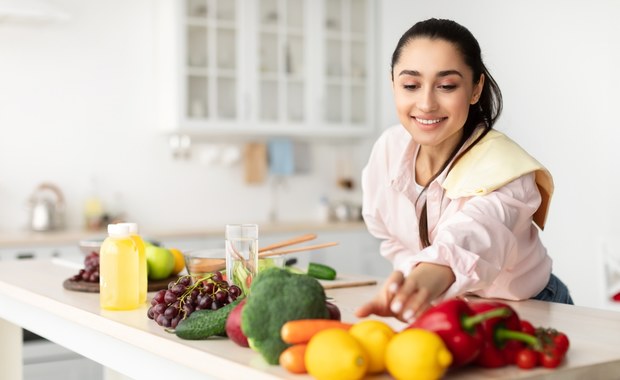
188, 241, 339, 274
259, 242, 339, 258
258, 233, 317, 253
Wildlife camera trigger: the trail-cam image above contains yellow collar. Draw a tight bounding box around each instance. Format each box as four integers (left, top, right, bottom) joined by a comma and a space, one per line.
442, 130, 553, 230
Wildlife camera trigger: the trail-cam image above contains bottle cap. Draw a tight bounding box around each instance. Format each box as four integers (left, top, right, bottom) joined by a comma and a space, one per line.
116, 222, 138, 234
107, 223, 131, 237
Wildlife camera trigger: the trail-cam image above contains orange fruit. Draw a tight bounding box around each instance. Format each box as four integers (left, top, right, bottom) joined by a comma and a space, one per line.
169, 248, 185, 275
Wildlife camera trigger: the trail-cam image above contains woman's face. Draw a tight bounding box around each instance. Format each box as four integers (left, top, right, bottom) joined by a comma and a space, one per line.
392, 37, 483, 154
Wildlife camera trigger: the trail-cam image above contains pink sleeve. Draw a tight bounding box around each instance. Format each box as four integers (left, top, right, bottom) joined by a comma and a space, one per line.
413, 173, 542, 299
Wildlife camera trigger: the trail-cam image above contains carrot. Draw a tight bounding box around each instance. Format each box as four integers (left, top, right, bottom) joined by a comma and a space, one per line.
281, 319, 354, 344
279, 344, 308, 374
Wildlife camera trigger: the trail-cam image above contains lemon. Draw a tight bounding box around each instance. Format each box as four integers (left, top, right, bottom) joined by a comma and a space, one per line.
305, 328, 368, 380
169, 248, 185, 275
385, 328, 452, 380
349, 319, 395, 373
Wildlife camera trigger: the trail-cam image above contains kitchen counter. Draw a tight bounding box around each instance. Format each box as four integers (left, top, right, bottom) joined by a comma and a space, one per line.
0, 221, 367, 248
2, 259, 620, 379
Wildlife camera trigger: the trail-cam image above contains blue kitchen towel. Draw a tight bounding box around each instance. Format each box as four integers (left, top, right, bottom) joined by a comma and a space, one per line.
268, 138, 294, 176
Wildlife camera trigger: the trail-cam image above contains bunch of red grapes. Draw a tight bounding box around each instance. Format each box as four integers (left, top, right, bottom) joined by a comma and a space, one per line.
69, 251, 100, 283
147, 272, 242, 329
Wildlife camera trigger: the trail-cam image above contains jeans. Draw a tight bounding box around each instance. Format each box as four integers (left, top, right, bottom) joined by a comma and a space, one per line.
531, 273, 574, 305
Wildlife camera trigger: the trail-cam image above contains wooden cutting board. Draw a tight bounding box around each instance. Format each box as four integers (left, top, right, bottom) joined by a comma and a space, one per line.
63, 276, 180, 293
244, 142, 267, 184
319, 274, 377, 289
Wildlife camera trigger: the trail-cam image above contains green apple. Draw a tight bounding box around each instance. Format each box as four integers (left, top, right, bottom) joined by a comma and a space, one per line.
145, 245, 174, 280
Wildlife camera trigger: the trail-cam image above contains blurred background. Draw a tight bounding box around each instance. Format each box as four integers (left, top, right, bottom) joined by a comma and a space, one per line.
1, 0, 619, 313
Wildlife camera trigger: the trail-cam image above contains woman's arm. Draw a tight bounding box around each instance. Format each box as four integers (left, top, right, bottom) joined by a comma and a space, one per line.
359, 173, 543, 321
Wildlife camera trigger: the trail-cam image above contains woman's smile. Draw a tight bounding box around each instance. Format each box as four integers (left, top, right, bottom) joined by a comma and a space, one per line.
414, 116, 446, 130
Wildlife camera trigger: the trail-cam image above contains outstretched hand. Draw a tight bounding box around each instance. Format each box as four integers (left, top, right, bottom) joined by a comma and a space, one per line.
355, 263, 455, 323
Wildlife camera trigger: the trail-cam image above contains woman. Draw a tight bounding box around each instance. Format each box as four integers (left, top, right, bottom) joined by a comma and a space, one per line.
356, 18, 572, 323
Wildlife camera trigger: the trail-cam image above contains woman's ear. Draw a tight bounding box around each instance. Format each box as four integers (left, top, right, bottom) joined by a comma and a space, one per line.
470, 73, 485, 105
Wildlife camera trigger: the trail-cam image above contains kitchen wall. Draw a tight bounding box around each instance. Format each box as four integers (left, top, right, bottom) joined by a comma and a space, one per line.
1, 0, 619, 310
377, 0, 620, 309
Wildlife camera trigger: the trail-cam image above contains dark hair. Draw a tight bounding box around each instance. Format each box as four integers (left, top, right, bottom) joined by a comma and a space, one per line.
391, 18, 503, 248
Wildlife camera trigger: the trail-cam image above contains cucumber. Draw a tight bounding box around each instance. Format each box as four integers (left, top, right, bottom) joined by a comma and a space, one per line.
307, 262, 337, 280
175, 298, 242, 340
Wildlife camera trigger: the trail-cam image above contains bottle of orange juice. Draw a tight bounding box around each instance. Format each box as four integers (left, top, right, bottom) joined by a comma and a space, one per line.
117, 222, 147, 303
99, 223, 140, 310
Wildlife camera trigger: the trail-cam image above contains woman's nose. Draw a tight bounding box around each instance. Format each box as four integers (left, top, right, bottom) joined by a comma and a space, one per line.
416, 89, 438, 112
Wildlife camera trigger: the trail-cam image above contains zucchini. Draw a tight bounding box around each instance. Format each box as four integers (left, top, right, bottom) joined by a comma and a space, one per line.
175, 298, 242, 340
307, 262, 337, 280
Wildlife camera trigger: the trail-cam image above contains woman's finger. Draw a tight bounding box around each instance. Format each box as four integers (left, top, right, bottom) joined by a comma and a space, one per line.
390, 273, 418, 317
355, 296, 392, 318
383, 271, 404, 302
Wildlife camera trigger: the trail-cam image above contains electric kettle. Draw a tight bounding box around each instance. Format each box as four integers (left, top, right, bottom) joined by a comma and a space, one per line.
28, 182, 65, 232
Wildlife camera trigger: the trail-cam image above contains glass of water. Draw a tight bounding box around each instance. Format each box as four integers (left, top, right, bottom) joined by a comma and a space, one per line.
225, 224, 258, 295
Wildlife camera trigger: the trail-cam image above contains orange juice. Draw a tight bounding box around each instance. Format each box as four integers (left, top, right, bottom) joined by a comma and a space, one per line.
100, 224, 140, 310
118, 222, 147, 303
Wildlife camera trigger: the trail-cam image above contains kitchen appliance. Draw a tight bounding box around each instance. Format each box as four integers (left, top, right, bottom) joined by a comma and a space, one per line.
28, 182, 65, 232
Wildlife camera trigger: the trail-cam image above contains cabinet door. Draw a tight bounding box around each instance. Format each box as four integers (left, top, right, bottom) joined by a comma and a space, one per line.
254, 0, 307, 125
157, 0, 375, 137
322, 0, 373, 128
184, 0, 242, 122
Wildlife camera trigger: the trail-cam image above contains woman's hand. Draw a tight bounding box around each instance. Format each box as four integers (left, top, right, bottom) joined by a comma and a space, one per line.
355, 263, 455, 323
355, 271, 404, 318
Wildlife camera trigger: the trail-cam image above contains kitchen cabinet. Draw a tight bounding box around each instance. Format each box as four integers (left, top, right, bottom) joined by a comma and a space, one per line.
155, 0, 376, 138
0, 244, 81, 262
0, 243, 102, 380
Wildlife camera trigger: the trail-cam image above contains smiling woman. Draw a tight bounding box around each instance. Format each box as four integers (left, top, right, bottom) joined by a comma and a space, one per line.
356, 18, 573, 324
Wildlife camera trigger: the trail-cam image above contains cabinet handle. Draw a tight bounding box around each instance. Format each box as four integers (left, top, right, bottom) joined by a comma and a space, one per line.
17, 252, 35, 260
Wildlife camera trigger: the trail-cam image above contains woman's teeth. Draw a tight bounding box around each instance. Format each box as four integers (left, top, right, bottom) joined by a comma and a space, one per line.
416, 118, 442, 125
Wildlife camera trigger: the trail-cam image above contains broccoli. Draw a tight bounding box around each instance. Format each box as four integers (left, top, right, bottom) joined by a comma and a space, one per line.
241, 267, 329, 364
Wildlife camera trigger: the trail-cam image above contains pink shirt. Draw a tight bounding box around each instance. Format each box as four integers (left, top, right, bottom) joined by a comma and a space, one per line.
361, 125, 552, 301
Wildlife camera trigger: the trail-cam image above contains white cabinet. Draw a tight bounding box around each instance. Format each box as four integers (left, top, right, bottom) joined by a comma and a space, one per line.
23, 341, 103, 380
156, 0, 376, 138
0, 245, 81, 263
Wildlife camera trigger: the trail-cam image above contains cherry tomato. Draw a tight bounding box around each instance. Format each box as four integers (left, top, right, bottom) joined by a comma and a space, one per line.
553, 333, 570, 355
516, 348, 538, 369
539, 350, 562, 368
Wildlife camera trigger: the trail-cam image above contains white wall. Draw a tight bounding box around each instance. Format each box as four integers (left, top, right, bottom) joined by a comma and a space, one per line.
0, 0, 364, 232
378, 0, 620, 308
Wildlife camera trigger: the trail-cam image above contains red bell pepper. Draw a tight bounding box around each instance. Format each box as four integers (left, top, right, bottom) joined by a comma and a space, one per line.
469, 301, 541, 368
410, 298, 512, 367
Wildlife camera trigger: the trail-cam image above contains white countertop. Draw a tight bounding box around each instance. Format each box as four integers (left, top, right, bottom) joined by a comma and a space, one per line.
2, 259, 620, 379
0, 221, 367, 248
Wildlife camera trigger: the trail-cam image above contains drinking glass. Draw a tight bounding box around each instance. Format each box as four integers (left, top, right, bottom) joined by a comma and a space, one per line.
225, 224, 259, 295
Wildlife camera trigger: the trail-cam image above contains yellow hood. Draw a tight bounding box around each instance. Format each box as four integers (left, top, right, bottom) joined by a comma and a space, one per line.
442, 130, 553, 230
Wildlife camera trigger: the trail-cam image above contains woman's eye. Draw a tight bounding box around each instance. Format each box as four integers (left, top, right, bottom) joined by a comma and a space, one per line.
403, 84, 418, 90
438, 84, 457, 91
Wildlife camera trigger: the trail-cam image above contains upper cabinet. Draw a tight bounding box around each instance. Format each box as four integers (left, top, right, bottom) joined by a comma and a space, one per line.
155, 0, 376, 138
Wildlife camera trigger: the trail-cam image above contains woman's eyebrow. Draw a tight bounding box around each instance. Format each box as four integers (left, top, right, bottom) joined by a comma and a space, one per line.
398, 69, 463, 78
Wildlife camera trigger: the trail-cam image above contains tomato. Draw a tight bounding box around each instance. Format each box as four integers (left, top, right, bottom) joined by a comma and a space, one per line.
553, 333, 570, 355
539, 351, 562, 368
516, 348, 538, 369
520, 320, 536, 336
